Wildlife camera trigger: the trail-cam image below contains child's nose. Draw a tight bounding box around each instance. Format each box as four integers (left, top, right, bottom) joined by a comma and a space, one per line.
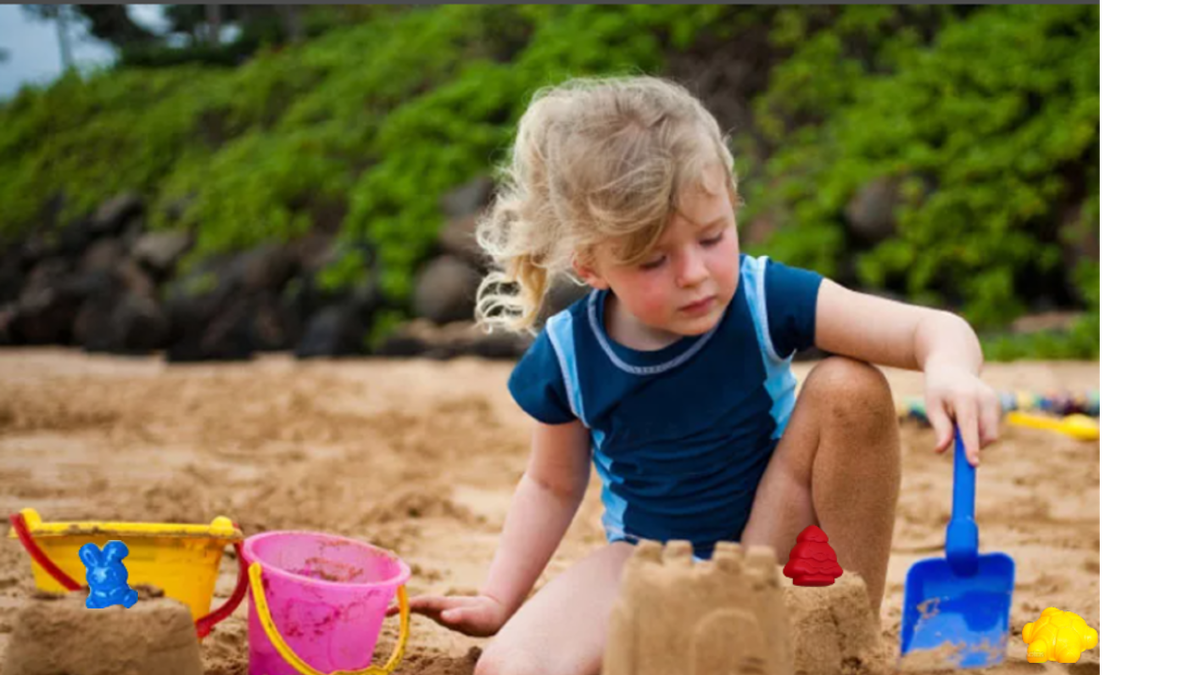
675, 248, 709, 287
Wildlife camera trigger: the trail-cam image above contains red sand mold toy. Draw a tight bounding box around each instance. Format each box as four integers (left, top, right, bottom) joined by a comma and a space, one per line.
783, 525, 843, 586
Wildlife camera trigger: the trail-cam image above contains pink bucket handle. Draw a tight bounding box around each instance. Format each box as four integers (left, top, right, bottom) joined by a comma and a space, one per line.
9, 511, 246, 640
248, 562, 410, 675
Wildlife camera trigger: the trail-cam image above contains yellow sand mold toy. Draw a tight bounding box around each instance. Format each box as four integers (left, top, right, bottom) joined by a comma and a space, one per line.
7, 508, 247, 638
1022, 607, 1098, 663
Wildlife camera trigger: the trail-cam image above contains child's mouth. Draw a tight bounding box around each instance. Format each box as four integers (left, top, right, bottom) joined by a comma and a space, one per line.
680, 296, 715, 314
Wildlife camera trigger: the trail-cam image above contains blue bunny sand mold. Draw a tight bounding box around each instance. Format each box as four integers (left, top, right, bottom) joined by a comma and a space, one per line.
1, 587, 202, 675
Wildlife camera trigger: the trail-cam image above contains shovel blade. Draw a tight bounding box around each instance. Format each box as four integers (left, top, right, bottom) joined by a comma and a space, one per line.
899, 552, 1015, 670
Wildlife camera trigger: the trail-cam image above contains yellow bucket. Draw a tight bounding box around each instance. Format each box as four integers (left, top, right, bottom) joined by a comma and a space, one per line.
7, 508, 248, 638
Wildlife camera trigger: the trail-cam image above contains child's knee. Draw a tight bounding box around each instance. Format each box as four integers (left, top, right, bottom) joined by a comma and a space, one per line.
802, 356, 894, 425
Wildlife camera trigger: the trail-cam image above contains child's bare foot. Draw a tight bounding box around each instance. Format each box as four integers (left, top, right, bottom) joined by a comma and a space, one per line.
603, 539, 791, 675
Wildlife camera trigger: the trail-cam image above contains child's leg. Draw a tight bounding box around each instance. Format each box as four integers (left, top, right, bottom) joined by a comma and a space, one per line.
740, 356, 901, 612
474, 542, 636, 675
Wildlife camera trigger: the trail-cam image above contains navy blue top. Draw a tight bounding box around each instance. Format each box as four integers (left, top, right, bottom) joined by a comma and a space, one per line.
508, 254, 823, 558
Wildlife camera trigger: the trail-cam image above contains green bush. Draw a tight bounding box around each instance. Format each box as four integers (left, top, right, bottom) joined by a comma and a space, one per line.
748, 5, 1099, 330
0, 5, 1099, 357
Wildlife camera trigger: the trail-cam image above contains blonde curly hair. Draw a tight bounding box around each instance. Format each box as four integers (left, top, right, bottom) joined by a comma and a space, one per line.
475, 75, 739, 334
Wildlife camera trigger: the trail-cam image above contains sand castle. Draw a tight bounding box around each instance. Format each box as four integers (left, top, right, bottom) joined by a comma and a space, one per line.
603, 539, 889, 675
1, 587, 203, 675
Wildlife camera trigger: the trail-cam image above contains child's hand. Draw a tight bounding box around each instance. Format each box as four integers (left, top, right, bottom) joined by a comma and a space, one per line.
923, 364, 1002, 466
410, 592, 510, 638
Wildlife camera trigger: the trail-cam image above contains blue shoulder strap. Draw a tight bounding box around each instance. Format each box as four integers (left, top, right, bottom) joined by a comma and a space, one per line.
741, 255, 798, 440
544, 310, 589, 428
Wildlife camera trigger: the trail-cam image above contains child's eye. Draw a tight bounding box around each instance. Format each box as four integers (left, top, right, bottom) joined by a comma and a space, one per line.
701, 232, 724, 247
639, 256, 666, 271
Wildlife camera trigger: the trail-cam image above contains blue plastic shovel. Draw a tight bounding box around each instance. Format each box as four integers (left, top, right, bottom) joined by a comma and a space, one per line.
899, 428, 1016, 669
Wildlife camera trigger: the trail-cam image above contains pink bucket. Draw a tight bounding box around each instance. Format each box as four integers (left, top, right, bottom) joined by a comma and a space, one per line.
243, 531, 411, 675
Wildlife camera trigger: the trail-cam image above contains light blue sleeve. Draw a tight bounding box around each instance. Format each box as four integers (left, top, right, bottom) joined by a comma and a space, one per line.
507, 329, 576, 425
763, 258, 824, 358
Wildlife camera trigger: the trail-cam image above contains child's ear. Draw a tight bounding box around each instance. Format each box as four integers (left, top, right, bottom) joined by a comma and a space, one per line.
572, 252, 609, 291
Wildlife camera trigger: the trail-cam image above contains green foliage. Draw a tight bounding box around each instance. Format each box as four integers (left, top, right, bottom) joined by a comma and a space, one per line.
0, 66, 227, 236
751, 5, 1099, 330
1, 5, 1099, 360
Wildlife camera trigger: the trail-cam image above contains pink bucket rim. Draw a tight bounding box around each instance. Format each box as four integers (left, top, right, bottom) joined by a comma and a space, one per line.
243, 530, 411, 590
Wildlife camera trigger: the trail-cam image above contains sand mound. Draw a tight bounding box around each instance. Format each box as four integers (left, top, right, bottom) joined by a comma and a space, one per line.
2, 588, 202, 675
784, 573, 891, 675
0, 352, 1100, 674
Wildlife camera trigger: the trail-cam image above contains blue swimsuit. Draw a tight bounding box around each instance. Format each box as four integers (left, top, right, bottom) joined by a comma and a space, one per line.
508, 254, 823, 559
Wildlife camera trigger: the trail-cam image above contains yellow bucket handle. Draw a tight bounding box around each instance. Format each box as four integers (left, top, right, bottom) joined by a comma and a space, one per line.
248, 562, 409, 675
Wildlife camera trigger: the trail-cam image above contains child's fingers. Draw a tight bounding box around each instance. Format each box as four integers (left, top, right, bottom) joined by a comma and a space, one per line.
444, 603, 503, 638
927, 399, 955, 454
955, 397, 981, 466
410, 595, 471, 617
443, 604, 483, 624
980, 390, 1002, 447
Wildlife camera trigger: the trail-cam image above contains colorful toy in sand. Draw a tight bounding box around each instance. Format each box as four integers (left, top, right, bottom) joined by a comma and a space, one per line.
783, 525, 843, 587
1022, 607, 1098, 663
80, 541, 139, 609
902, 389, 1099, 426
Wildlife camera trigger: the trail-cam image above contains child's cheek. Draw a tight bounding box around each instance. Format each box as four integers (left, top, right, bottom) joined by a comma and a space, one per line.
634, 280, 673, 322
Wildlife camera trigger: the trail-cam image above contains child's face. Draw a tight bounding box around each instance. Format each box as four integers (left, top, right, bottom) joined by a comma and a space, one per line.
576, 165, 741, 338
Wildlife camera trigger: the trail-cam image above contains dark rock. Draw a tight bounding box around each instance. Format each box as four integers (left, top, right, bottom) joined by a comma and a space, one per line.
438, 177, 495, 264
438, 213, 486, 265
10, 278, 88, 346
295, 304, 367, 358
1, 254, 23, 305
0, 306, 17, 346
56, 217, 97, 259
116, 259, 156, 299
73, 295, 117, 350
167, 295, 256, 362
91, 191, 144, 236
161, 258, 239, 352
470, 329, 533, 360
76, 293, 169, 354
376, 333, 426, 358
412, 255, 482, 325
20, 258, 72, 302
79, 238, 125, 275
112, 295, 169, 353
10, 260, 95, 344
375, 319, 531, 360
250, 296, 302, 352
845, 177, 903, 244
132, 231, 193, 275
236, 243, 296, 294
16, 233, 57, 270
440, 176, 495, 220
287, 232, 337, 275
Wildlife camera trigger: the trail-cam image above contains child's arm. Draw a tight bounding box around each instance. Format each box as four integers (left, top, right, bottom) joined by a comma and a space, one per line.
410, 418, 592, 637
813, 280, 1002, 465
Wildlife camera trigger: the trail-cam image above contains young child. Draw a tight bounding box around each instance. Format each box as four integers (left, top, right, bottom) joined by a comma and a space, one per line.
410, 76, 1001, 675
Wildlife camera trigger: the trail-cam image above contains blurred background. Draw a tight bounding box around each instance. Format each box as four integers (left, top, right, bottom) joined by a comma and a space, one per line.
0, 4, 1099, 363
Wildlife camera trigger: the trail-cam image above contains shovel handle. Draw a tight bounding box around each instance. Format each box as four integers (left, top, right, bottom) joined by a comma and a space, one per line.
946, 428, 980, 575
951, 428, 976, 521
